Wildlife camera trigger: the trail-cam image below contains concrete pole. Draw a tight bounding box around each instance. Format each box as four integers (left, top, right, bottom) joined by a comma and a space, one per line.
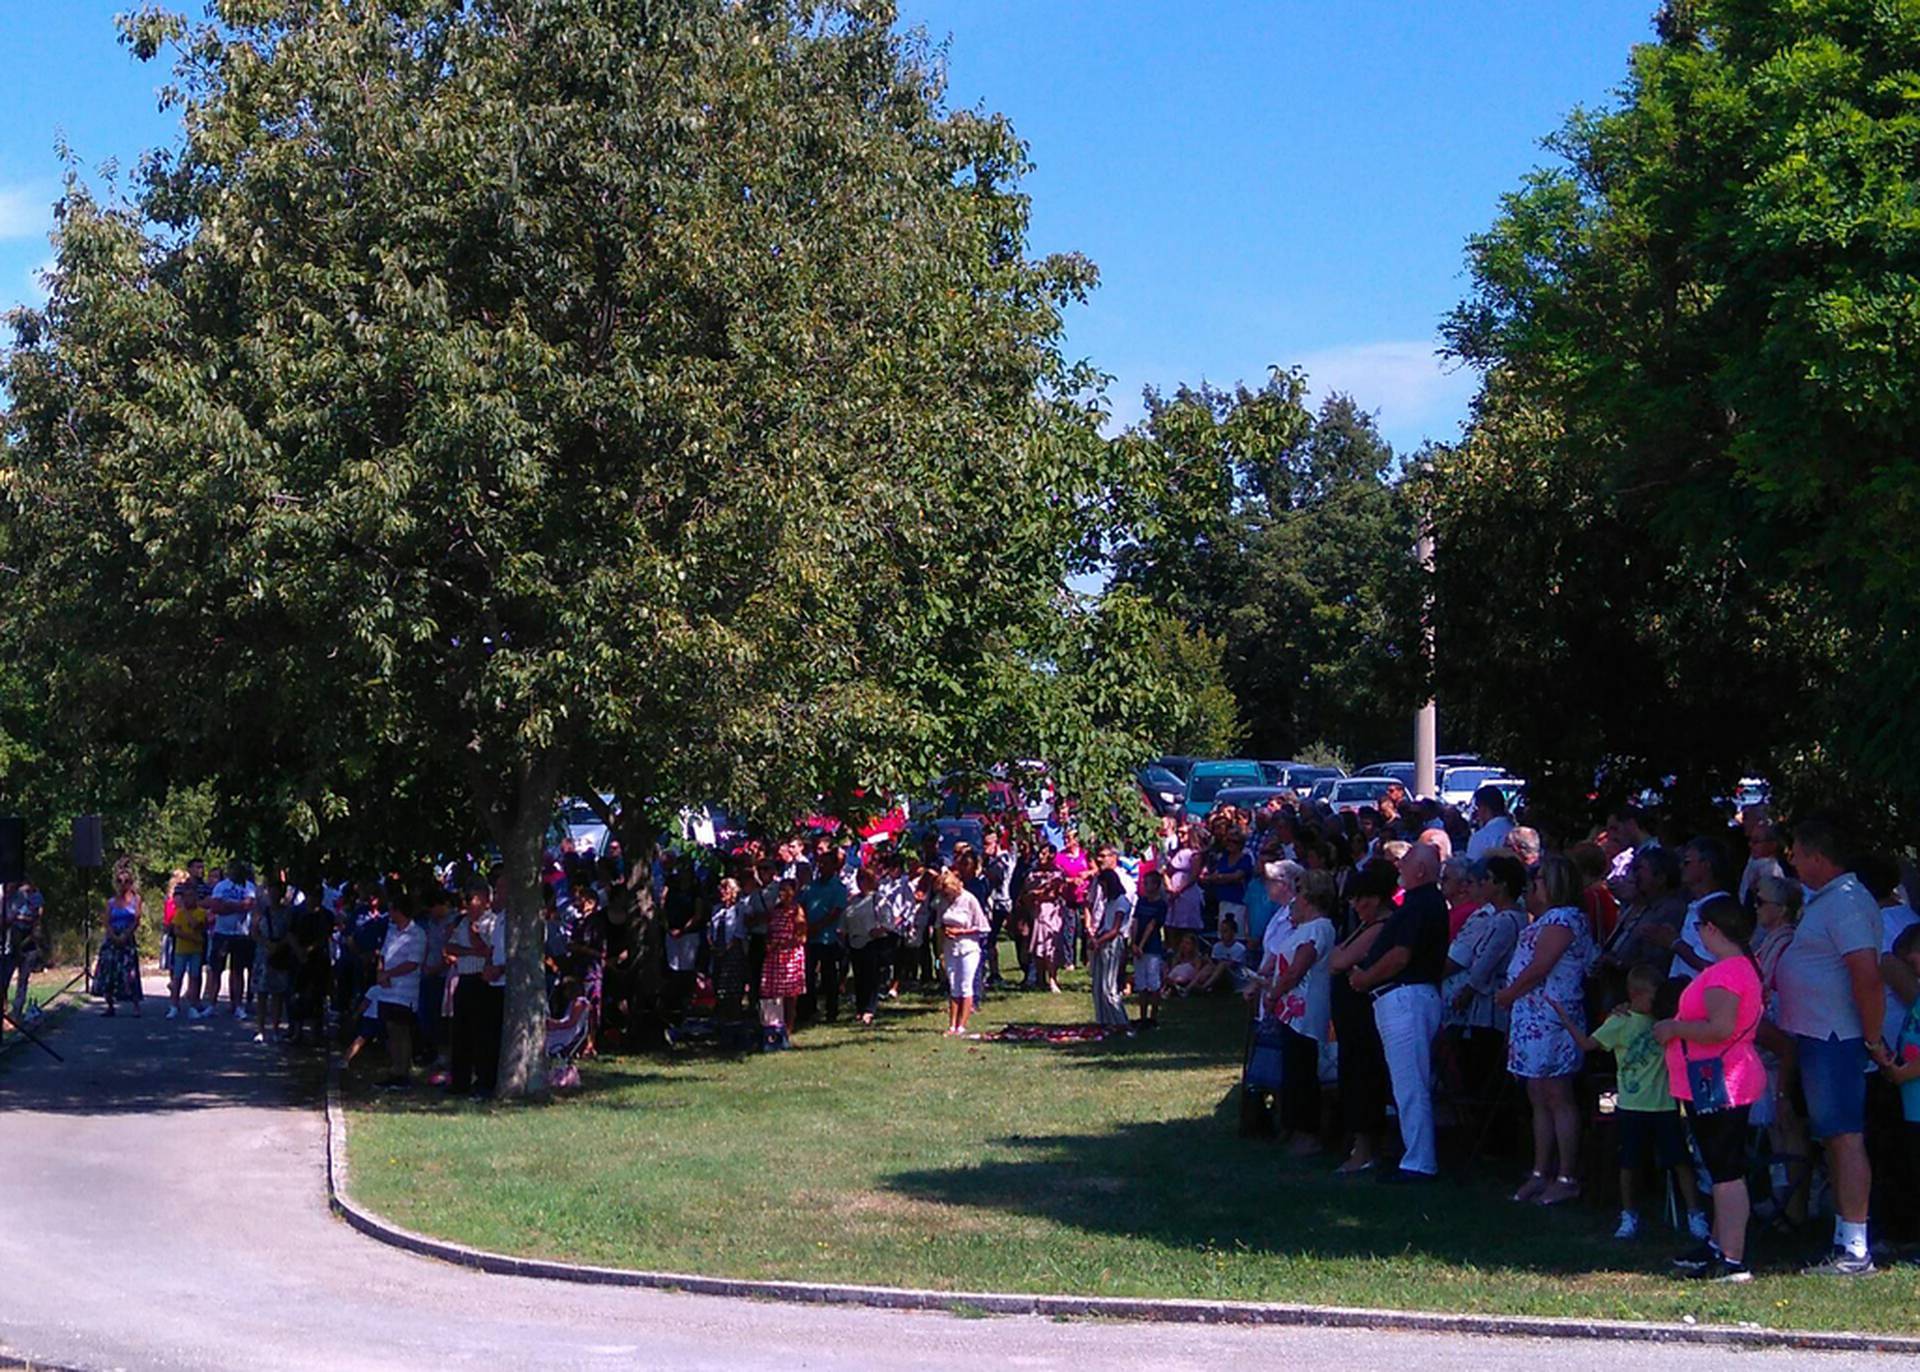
1414, 518, 1438, 800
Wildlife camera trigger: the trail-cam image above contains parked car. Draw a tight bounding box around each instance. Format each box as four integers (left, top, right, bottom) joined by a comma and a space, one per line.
1354, 761, 1418, 791
1136, 765, 1187, 817
1327, 776, 1401, 815
1256, 759, 1301, 786
1183, 759, 1265, 821
1279, 763, 1343, 797
1307, 776, 1340, 805
1154, 755, 1198, 783
1211, 784, 1298, 814
559, 794, 614, 857
1438, 766, 1514, 812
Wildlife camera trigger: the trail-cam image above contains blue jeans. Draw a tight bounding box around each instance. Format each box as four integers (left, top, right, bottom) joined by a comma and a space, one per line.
1797, 1033, 1868, 1139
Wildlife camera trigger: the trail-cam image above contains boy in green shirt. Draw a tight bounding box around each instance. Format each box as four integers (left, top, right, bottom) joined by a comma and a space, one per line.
1553, 963, 1706, 1240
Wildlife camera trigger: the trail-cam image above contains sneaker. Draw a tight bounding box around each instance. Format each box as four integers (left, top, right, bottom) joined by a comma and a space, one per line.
1687, 1209, 1711, 1241
1671, 1240, 1717, 1274
1802, 1247, 1875, 1277
1511, 1172, 1547, 1203
1702, 1255, 1753, 1284
1613, 1212, 1641, 1241
252, 1032, 267, 1044
165, 1006, 179, 1020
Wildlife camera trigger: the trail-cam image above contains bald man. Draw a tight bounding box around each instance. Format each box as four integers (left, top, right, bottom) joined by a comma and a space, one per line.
1348, 839, 1450, 1181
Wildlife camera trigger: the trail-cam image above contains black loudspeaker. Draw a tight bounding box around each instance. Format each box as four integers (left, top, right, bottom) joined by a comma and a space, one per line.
72, 814, 104, 869
0, 817, 22, 884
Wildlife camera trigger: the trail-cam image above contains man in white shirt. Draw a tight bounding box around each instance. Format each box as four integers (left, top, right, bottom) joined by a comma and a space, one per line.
207, 863, 260, 1019
366, 895, 426, 1090
1464, 786, 1515, 862
1655, 836, 1733, 978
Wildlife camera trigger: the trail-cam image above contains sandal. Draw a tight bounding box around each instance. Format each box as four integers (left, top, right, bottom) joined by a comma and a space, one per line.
1511, 1171, 1548, 1203
1534, 1176, 1582, 1206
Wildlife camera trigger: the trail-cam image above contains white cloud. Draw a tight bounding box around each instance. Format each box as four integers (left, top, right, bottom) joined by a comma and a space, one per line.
1293, 338, 1480, 448
0, 184, 52, 241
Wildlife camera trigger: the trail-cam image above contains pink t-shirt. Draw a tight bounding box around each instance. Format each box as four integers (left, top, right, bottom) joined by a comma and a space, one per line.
1664, 954, 1765, 1105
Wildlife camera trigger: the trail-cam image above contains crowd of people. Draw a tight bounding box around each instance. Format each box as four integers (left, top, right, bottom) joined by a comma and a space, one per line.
25, 774, 1920, 1288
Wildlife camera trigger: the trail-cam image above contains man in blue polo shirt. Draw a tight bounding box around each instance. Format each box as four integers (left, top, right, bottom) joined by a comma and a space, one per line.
800, 856, 848, 1023
1776, 816, 1892, 1276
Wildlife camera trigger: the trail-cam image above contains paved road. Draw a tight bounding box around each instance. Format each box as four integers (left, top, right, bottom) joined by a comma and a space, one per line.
0, 989, 1905, 1371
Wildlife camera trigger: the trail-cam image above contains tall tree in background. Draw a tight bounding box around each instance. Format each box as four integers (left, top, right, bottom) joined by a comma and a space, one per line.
1, 0, 1172, 1093
1112, 375, 1417, 761
1436, 0, 1920, 821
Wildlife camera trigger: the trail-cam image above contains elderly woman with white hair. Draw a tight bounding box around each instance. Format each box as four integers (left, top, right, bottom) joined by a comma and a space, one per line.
1259, 859, 1306, 967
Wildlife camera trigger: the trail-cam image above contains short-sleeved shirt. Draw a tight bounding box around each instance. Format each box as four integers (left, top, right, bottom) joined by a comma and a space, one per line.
1879, 903, 1919, 1037
1360, 882, 1449, 992
1210, 849, 1254, 906
1165, 848, 1205, 930
799, 878, 848, 946
1892, 999, 1920, 1124
369, 919, 426, 1010
1264, 916, 1335, 1041
209, 879, 258, 938
1592, 1010, 1670, 1113
1774, 873, 1882, 1041
172, 905, 209, 956
1133, 899, 1167, 956
1664, 955, 1765, 1105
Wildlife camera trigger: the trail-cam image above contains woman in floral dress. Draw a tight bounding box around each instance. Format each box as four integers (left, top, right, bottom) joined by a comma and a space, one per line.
1495, 853, 1597, 1206
93, 869, 144, 1016
757, 879, 806, 1050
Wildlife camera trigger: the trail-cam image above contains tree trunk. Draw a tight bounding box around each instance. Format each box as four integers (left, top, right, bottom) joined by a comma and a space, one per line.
496, 796, 555, 1099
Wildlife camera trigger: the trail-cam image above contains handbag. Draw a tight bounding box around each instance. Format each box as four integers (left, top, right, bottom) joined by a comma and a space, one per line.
1682, 1041, 1733, 1114
1244, 1015, 1288, 1091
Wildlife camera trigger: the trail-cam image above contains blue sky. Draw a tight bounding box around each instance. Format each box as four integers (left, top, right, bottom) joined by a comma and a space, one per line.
0, 0, 1656, 452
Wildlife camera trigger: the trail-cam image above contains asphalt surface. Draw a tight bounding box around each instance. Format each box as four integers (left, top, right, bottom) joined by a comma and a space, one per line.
0, 986, 1908, 1371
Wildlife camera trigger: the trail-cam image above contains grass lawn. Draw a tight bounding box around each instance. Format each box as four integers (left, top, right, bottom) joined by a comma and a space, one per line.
344, 953, 1918, 1335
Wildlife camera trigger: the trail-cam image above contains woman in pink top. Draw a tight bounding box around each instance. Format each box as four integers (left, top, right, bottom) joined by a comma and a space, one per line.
1654, 894, 1765, 1282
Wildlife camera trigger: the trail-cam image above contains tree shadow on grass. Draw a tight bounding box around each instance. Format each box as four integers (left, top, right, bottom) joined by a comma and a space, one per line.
883, 1092, 1663, 1281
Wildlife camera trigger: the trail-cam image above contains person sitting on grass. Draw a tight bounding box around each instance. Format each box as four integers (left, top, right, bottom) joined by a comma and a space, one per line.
1165, 935, 1207, 994
1189, 916, 1251, 993
1551, 964, 1707, 1242
1131, 870, 1168, 1030
545, 977, 593, 1089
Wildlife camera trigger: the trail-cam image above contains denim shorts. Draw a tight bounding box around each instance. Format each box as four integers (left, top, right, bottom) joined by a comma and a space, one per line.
1797, 1033, 1869, 1139
171, 952, 204, 978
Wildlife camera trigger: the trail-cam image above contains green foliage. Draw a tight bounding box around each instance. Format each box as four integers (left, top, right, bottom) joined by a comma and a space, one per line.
1112, 381, 1418, 762
1436, 0, 1920, 820
0, 0, 1169, 1088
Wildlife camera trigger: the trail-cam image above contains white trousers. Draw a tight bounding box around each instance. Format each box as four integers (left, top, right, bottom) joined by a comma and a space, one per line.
1372, 983, 1443, 1176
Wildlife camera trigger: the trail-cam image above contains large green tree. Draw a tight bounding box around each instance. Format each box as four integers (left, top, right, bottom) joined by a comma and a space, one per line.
1435, 0, 1920, 823
1111, 376, 1418, 762
1, 0, 1163, 1092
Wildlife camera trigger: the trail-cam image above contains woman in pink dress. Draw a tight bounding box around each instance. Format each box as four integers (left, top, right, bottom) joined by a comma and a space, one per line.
757, 880, 807, 1051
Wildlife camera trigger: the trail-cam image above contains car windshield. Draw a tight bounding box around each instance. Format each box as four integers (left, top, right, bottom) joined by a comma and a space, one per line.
1332, 779, 1389, 800
1141, 767, 1181, 789
1291, 766, 1338, 783
565, 802, 600, 825
1442, 768, 1502, 794
1189, 772, 1254, 802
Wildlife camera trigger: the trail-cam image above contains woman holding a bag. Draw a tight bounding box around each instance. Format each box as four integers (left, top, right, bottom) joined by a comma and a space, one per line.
1655, 893, 1766, 1283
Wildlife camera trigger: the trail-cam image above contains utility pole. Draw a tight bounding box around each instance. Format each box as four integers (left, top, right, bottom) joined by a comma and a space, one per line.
1414, 499, 1437, 800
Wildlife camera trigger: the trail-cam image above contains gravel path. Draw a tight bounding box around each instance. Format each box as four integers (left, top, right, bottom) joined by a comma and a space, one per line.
0, 988, 1904, 1371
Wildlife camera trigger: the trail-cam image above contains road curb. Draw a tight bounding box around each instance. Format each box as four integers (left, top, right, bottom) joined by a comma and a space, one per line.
323, 1066, 1920, 1355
